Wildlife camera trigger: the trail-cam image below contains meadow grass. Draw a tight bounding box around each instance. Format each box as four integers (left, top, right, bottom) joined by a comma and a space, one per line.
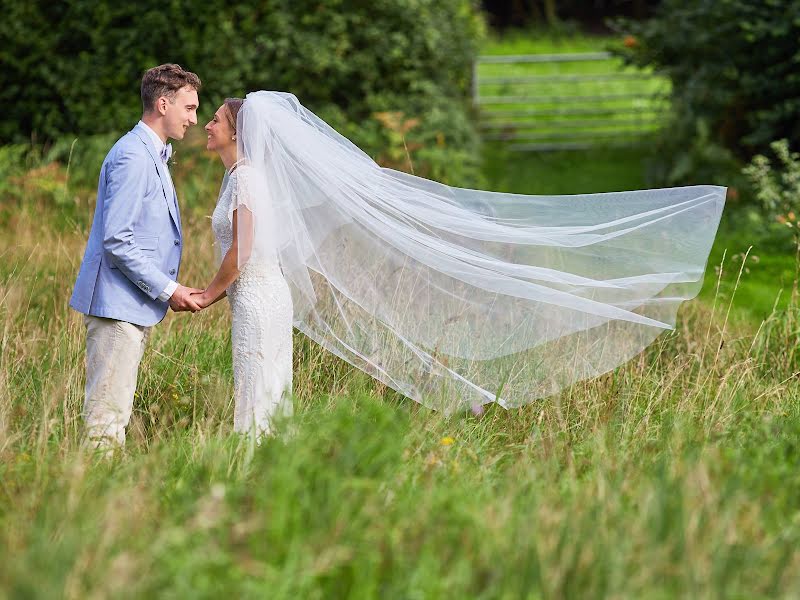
2, 30, 799, 599
1, 135, 799, 598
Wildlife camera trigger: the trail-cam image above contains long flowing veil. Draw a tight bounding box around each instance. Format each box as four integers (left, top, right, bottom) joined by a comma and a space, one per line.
234, 90, 726, 412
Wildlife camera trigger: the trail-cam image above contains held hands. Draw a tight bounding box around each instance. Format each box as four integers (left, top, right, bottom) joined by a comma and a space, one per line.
169, 284, 205, 313
189, 289, 214, 310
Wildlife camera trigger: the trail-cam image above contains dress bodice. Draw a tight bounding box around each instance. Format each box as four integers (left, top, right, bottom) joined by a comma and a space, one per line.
211, 170, 238, 261
211, 168, 281, 282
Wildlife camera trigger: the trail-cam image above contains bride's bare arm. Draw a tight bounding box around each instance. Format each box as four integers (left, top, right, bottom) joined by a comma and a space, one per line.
195, 207, 253, 308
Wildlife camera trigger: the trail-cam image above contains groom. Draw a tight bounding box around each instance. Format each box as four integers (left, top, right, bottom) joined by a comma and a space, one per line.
70, 63, 203, 449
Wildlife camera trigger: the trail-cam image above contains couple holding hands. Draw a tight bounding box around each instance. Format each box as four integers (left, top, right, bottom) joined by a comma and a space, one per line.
71, 64, 291, 449
70, 62, 726, 453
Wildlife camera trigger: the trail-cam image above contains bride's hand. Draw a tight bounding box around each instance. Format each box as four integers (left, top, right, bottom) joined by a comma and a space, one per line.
190, 290, 212, 309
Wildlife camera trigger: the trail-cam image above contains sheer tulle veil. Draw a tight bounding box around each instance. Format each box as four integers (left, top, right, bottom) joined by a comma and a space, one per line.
232, 90, 726, 412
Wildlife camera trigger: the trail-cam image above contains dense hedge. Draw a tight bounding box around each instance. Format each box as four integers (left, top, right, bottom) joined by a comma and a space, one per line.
612, 0, 800, 184
1, 0, 485, 184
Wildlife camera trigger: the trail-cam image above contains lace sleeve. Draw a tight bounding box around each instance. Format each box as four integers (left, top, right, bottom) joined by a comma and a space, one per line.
228, 166, 256, 225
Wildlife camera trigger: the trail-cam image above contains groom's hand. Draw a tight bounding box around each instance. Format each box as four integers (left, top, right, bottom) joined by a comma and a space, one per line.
169, 285, 204, 312
190, 290, 215, 310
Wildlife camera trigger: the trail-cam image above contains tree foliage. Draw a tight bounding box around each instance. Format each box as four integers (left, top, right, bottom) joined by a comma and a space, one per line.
612, 0, 800, 183
743, 139, 800, 242
1, 0, 485, 184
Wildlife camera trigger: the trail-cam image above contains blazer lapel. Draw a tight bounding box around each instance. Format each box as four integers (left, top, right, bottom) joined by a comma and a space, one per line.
171, 185, 181, 231
132, 124, 181, 230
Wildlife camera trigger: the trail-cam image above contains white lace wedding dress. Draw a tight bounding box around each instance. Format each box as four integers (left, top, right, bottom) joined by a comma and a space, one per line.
211, 167, 293, 435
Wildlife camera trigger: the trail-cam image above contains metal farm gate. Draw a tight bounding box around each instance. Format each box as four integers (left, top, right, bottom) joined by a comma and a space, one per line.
473, 52, 670, 151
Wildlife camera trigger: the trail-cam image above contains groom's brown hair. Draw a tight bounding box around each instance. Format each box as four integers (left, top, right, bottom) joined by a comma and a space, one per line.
141, 63, 202, 113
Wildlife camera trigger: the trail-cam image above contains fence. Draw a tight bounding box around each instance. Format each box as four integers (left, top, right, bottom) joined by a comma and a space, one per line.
473, 52, 670, 151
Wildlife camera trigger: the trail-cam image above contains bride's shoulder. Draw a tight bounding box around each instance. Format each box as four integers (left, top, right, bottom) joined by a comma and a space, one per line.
229, 164, 258, 199
230, 162, 257, 180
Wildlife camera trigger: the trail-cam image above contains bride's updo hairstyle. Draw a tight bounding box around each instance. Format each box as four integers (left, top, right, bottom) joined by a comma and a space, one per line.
224, 97, 244, 136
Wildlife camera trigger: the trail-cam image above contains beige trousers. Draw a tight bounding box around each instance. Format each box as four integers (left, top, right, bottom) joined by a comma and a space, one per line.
83, 315, 151, 447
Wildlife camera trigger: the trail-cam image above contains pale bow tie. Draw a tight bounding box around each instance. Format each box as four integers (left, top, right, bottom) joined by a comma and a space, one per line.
160, 143, 173, 163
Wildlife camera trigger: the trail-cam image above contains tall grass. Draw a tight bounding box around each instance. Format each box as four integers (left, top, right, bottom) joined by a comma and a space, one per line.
2, 29, 799, 593
1, 139, 799, 597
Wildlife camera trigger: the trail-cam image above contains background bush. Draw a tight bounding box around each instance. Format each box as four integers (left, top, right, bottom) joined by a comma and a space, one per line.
0, 0, 485, 185
743, 139, 800, 245
612, 0, 800, 185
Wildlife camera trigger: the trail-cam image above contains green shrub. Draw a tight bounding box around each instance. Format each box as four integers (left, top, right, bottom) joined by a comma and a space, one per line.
611, 0, 800, 185
639, 119, 740, 188
1, 0, 485, 186
743, 139, 800, 243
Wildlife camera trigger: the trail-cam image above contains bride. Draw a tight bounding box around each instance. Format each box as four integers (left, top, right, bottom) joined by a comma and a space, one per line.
195, 91, 726, 436
194, 98, 293, 436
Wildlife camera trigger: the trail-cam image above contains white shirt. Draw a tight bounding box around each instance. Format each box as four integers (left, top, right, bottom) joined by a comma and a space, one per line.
138, 120, 178, 302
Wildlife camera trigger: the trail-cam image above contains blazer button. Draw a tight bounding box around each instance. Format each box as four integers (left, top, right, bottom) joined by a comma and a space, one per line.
174, 239, 180, 246
169, 268, 176, 275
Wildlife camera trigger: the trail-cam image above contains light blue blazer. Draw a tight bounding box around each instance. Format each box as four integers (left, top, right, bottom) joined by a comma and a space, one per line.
70, 123, 182, 327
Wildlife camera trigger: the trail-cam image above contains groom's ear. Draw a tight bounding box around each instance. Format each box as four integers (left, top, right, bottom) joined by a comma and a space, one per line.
141, 96, 165, 116
155, 96, 170, 116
